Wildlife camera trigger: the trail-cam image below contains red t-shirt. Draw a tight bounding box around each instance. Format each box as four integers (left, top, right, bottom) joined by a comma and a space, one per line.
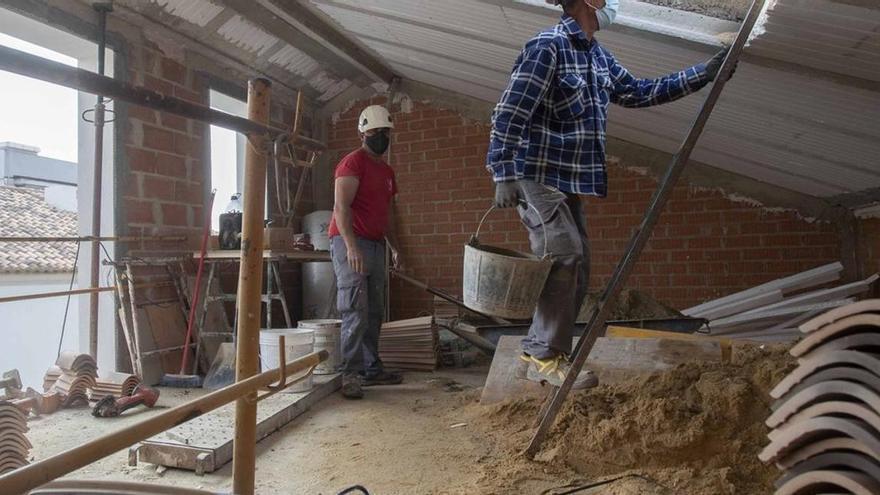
328, 148, 398, 241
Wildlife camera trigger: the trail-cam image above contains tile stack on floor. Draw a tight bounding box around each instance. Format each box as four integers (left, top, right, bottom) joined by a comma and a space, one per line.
433, 296, 460, 321
379, 316, 439, 371
50, 352, 97, 407
90, 372, 141, 401
685, 262, 878, 342
759, 299, 880, 494
0, 400, 31, 474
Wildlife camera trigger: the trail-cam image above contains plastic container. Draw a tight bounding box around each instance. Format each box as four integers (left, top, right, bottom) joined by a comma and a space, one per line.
298, 319, 342, 374
259, 328, 315, 392
302, 210, 332, 250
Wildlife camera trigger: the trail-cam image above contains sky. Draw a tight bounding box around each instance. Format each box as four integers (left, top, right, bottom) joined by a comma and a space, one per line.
0, 32, 78, 162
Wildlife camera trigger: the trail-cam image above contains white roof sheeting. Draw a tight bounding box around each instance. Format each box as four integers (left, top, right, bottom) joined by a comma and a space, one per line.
310, 0, 880, 201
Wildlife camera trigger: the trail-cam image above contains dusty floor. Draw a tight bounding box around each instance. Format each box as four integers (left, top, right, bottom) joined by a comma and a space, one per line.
26, 367, 513, 495
25, 346, 787, 494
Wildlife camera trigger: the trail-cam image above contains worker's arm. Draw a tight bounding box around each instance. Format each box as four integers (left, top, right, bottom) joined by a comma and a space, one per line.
487, 42, 557, 184
333, 176, 364, 274
385, 197, 403, 271
607, 48, 713, 109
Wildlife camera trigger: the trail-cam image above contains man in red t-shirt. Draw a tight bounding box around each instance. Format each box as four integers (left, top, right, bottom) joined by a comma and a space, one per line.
328, 105, 404, 399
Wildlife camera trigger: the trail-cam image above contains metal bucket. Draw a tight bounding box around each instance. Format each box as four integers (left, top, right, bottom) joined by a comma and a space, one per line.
298, 319, 342, 374
463, 205, 552, 320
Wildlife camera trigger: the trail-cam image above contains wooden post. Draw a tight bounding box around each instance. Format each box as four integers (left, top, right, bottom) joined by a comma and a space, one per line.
232, 78, 271, 495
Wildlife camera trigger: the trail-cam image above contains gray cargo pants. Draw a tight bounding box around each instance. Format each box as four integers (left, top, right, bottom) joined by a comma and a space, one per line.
330, 236, 386, 376
516, 180, 590, 359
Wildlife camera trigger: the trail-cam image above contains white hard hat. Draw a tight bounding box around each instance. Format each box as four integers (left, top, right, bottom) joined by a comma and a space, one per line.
357, 105, 394, 133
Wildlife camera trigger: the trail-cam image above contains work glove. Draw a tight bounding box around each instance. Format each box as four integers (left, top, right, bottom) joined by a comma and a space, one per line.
494, 181, 521, 209
705, 48, 737, 82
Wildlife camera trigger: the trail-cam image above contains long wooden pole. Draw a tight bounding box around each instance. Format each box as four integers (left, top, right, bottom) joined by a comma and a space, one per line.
0, 286, 115, 304
523, 0, 768, 458
0, 350, 327, 495
0, 235, 186, 242
232, 78, 271, 495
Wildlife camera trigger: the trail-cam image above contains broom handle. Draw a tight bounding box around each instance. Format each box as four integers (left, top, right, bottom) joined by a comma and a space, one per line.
179, 190, 216, 374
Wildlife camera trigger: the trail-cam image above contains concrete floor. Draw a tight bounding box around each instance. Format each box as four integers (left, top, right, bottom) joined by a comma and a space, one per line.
26, 366, 495, 495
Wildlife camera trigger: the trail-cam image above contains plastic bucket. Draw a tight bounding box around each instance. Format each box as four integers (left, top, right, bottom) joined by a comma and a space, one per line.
298, 319, 342, 374
463, 205, 552, 320
259, 328, 314, 392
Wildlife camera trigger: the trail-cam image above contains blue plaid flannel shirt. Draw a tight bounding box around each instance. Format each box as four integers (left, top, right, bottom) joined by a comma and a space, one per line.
487, 15, 711, 197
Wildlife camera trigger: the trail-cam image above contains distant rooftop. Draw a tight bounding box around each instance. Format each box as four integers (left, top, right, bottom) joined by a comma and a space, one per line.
0, 185, 77, 273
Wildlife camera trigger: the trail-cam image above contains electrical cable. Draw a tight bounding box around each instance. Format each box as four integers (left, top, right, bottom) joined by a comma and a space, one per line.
57, 241, 82, 359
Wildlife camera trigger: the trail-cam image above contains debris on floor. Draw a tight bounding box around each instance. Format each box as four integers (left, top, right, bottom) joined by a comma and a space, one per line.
468, 344, 796, 494
578, 289, 683, 322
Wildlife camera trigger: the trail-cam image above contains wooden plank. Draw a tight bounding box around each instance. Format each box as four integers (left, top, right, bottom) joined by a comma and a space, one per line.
690, 289, 784, 320
709, 299, 855, 333
606, 326, 734, 361
195, 250, 330, 261
137, 374, 341, 473
479, 335, 723, 405
683, 262, 843, 317
736, 274, 878, 317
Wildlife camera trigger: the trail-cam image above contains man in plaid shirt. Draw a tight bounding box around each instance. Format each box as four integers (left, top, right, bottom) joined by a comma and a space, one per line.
487, 0, 731, 388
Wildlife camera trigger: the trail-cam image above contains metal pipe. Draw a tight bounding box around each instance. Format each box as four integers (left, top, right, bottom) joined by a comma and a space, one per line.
524, 0, 768, 458
0, 350, 328, 495
88, 1, 112, 359
232, 78, 272, 495
0, 286, 116, 305
0, 45, 326, 152
0, 235, 187, 242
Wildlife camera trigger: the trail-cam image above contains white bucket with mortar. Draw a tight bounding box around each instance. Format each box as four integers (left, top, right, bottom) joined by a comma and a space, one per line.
259, 328, 315, 392
298, 319, 342, 374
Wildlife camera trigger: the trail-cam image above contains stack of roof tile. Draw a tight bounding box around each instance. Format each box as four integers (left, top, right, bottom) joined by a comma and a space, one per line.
90, 372, 140, 401
50, 352, 97, 408
759, 299, 880, 494
0, 400, 31, 474
42, 366, 61, 392
379, 316, 439, 371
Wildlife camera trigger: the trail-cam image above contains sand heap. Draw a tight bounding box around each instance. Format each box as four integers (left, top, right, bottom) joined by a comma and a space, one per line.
471, 345, 794, 494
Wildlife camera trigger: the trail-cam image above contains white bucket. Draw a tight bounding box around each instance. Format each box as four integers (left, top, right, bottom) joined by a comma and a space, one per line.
298, 319, 342, 374
259, 328, 315, 392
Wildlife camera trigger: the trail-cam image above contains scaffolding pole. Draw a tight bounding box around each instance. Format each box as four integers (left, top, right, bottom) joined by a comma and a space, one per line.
232, 78, 271, 495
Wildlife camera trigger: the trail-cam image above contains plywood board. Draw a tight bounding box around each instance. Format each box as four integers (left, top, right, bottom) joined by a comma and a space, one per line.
136, 374, 341, 474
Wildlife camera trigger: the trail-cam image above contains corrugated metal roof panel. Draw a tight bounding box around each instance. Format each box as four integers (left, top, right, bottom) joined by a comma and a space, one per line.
151, 0, 224, 28
268, 44, 321, 77
217, 14, 280, 57
748, 0, 880, 82
310, 0, 880, 199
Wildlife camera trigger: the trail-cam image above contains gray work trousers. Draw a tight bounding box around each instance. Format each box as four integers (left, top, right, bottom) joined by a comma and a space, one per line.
516, 180, 590, 359
330, 236, 386, 376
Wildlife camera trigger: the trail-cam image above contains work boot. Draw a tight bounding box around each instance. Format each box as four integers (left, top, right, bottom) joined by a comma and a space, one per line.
522, 354, 598, 390
362, 370, 403, 387
341, 374, 364, 399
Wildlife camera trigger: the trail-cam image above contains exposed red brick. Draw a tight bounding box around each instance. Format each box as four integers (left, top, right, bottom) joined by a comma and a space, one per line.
160, 58, 186, 85
142, 124, 175, 152
142, 175, 175, 201
161, 203, 188, 226
127, 146, 157, 173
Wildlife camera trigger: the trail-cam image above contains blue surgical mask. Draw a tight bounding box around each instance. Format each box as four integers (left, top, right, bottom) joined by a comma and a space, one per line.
586, 0, 619, 30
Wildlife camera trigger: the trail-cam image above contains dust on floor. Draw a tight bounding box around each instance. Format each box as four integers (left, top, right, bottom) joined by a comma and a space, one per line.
25, 345, 791, 494
465, 344, 795, 494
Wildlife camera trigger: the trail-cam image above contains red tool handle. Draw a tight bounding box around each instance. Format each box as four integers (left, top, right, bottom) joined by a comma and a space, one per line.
179, 190, 216, 374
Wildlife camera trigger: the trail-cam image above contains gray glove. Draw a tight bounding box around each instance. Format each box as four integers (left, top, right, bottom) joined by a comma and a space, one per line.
705, 48, 736, 82
494, 181, 521, 209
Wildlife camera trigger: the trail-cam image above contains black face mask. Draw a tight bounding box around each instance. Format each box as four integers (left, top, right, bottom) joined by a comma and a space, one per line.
365, 131, 390, 155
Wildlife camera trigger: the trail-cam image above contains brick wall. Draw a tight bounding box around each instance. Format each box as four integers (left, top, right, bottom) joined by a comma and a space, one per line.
121, 42, 315, 255
327, 99, 843, 318
117, 37, 316, 323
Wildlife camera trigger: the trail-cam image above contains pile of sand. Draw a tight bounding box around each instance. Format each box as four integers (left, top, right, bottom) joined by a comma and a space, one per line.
578, 289, 683, 322
468, 344, 794, 494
